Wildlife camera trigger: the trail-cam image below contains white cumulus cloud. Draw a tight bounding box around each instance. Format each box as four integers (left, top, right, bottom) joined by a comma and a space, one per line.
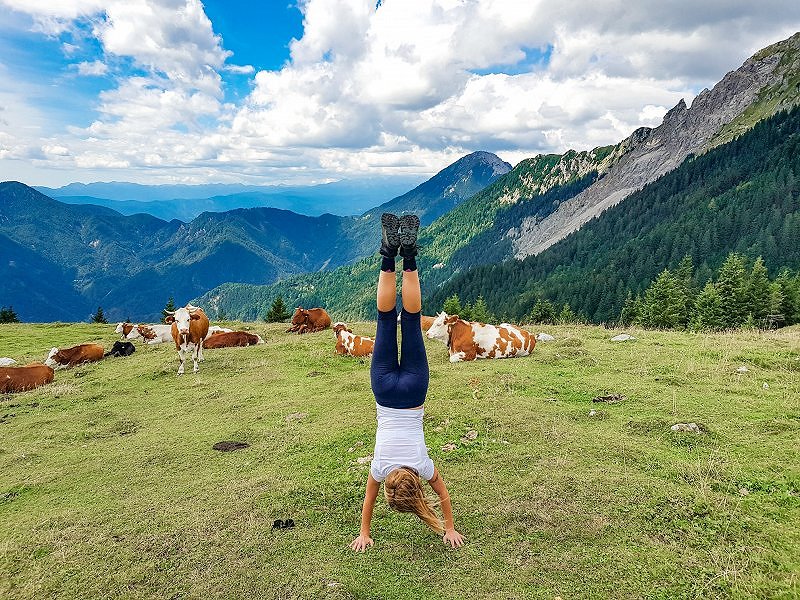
0, 0, 799, 185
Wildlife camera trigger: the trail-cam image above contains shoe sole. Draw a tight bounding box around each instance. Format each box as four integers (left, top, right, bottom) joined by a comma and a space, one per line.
399, 214, 420, 248
381, 213, 401, 248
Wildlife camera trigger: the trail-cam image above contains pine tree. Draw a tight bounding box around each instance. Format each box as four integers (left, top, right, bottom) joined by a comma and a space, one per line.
0, 306, 20, 323
470, 296, 493, 323
691, 282, 725, 331
618, 292, 638, 326
747, 256, 772, 323
162, 297, 177, 323
91, 306, 108, 324
443, 294, 463, 317
558, 303, 576, 324
716, 253, 749, 328
528, 299, 556, 324
776, 269, 800, 325
638, 269, 684, 329
674, 255, 696, 327
265, 295, 292, 322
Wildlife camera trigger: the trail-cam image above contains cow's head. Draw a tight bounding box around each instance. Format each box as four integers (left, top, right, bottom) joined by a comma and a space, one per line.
44, 347, 61, 367
165, 307, 201, 335
332, 322, 351, 336
426, 311, 459, 342
291, 307, 307, 326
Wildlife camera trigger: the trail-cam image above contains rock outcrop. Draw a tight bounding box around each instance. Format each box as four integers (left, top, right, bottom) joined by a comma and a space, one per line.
511, 32, 800, 259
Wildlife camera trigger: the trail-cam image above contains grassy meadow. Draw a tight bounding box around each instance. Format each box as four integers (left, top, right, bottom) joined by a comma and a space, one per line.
0, 321, 798, 599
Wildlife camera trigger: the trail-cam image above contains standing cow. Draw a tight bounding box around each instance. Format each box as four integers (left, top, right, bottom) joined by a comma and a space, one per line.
332, 323, 375, 357
426, 312, 535, 362
164, 305, 209, 374
287, 307, 331, 333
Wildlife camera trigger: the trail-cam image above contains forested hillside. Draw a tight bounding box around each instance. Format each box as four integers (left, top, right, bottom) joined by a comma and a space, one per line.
429, 106, 800, 323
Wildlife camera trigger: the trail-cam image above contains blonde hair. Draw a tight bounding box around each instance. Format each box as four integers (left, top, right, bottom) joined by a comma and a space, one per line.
384, 467, 444, 534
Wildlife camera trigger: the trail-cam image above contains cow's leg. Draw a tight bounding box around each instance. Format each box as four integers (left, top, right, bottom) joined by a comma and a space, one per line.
449, 351, 466, 363
198, 341, 205, 362
177, 348, 186, 375
192, 345, 200, 373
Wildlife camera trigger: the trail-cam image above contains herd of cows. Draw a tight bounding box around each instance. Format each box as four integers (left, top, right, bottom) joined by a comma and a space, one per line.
0, 303, 539, 394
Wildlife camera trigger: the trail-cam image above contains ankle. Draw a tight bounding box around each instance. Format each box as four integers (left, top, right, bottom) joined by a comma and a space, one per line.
381, 255, 396, 272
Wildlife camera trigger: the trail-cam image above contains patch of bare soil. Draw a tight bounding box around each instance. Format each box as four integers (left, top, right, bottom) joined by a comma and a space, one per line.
212, 441, 250, 452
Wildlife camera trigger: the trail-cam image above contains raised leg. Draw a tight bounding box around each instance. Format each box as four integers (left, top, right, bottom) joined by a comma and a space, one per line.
377, 270, 397, 312
400, 269, 421, 313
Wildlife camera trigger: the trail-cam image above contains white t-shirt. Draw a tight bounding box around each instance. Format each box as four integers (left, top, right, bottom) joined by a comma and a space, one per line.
370, 403, 435, 482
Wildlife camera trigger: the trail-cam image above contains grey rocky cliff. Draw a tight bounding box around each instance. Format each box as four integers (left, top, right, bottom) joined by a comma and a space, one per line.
510, 32, 799, 259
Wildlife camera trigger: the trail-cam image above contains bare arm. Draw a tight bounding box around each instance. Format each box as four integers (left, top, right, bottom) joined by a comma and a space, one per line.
428, 468, 466, 548
350, 474, 380, 552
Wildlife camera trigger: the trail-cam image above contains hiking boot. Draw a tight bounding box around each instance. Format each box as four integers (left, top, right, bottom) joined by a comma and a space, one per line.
380, 213, 401, 257
398, 214, 420, 257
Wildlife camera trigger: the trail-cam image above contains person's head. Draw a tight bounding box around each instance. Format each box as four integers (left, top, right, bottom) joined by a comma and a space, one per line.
383, 467, 444, 533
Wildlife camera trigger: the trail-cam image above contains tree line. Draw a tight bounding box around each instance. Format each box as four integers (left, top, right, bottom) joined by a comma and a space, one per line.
618, 254, 799, 330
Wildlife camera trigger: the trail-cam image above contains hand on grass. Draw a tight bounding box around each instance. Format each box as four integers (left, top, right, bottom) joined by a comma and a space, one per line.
443, 528, 465, 548
349, 534, 374, 552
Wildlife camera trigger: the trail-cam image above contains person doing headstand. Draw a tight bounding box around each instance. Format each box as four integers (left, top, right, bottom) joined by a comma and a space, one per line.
350, 213, 466, 552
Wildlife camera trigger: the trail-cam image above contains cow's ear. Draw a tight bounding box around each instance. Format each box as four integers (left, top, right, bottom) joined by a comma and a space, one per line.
190, 313, 201, 320
445, 315, 459, 324
165, 316, 175, 323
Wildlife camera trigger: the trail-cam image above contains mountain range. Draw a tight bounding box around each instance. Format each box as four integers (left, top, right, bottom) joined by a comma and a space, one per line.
0, 152, 507, 321
35, 177, 424, 221
2, 32, 800, 324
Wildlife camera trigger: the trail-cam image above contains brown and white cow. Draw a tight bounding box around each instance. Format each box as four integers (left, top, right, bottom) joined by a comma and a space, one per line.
426, 312, 535, 363
45, 343, 105, 369
1, 363, 54, 393
332, 322, 375, 357
164, 305, 209, 374
206, 326, 233, 338
287, 307, 331, 333
114, 322, 135, 338
127, 323, 173, 344
203, 331, 264, 349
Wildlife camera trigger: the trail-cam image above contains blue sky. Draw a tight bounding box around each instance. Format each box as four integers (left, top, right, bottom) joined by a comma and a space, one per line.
0, 1, 798, 187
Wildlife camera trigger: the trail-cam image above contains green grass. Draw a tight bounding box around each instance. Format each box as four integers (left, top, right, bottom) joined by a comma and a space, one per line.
1, 322, 799, 599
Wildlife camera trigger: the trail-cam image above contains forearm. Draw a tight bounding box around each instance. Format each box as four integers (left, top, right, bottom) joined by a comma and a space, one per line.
440, 495, 455, 531
429, 469, 457, 530
359, 475, 380, 534
359, 495, 375, 535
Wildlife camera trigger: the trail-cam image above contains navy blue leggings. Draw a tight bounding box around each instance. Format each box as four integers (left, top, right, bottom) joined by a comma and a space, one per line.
370, 307, 429, 409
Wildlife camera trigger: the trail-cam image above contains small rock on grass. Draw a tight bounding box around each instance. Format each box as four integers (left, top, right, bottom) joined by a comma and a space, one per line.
356, 455, 373, 465
610, 334, 636, 341
441, 443, 457, 452
739, 487, 750, 496
535, 333, 555, 342
286, 412, 308, 422
736, 366, 749, 373
670, 423, 702, 434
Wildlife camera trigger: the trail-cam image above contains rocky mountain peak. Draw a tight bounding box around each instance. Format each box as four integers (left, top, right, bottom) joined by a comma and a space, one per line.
510, 31, 800, 260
